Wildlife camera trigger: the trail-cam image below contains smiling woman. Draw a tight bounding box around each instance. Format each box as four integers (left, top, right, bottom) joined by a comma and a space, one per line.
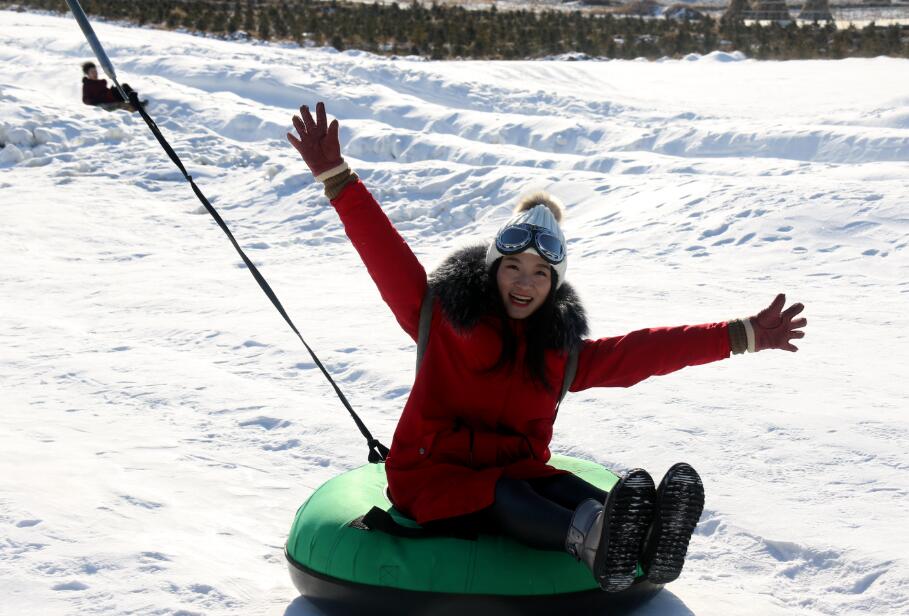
489, 192, 565, 320
496, 251, 553, 319
285, 102, 808, 608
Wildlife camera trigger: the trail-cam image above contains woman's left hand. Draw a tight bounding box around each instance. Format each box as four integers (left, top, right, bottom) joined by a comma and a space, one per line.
287, 101, 343, 178
750, 294, 807, 352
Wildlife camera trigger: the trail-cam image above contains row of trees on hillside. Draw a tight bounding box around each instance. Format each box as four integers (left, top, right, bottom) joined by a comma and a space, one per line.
4, 0, 908, 59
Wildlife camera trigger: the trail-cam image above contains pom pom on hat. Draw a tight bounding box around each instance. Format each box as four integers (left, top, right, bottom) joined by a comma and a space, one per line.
514, 191, 564, 223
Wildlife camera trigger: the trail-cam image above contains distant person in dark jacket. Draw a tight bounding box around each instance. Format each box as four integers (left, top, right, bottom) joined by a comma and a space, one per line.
81, 61, 140, 110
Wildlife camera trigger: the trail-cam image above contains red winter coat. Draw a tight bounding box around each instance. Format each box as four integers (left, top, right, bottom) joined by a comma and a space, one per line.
82, 77, 120, 105
332, 180, 731, 524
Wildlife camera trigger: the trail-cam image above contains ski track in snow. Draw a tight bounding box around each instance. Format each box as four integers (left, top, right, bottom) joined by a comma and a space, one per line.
1, 9, 908, 616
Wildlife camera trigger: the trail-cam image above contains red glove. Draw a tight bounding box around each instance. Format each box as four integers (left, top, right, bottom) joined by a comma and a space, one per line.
287, 102, 344, 178
750, 294, 807, 352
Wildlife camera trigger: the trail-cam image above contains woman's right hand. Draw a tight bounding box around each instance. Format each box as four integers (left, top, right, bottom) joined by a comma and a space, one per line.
287, 102, 344, 178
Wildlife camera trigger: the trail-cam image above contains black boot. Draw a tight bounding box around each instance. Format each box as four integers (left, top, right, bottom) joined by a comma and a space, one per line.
642, 462, 705, 584
565, 469, 656, 592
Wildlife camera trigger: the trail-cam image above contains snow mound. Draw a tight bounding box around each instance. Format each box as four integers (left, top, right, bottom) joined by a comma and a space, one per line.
682, 51, 747, 62
0, 121, 70, 166
704, 50, 747, 62
4, 126, 34, 146
0, 142, 25, 164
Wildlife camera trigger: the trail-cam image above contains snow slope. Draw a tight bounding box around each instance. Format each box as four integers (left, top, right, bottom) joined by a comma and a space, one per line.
1, 9, 908, 616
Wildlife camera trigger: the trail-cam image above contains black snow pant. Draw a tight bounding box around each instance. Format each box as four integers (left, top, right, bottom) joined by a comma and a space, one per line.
97, 85, 139, 112
117, 83, 136, 101
424, 473, 608, 551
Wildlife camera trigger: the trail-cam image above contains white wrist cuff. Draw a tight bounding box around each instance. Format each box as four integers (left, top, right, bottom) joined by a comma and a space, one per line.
743, 318, 756, 353
315, 162, 349, 183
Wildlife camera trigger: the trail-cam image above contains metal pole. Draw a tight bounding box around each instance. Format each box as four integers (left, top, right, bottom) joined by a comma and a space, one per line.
64, 0, 129, 102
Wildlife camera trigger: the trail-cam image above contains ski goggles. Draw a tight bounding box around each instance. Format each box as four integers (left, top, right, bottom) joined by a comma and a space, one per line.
495, 223, 565, 265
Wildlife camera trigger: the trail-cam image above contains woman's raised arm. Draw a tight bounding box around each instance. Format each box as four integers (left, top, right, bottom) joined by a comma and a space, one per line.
570, 295, 807, 391
288, 102, 427, 340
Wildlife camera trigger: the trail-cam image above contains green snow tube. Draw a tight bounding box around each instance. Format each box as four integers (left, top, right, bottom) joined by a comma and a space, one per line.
285, 454, 663, 615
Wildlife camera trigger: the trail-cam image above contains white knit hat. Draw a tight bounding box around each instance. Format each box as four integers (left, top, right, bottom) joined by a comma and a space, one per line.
485, 192, 568, 286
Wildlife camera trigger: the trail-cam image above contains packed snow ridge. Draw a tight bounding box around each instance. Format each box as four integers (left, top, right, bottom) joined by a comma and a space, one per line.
1, 9, 908, 616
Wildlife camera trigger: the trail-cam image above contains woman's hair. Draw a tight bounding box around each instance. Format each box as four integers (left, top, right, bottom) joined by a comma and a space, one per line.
82, 61, 96, 75
486, 258, 560, 392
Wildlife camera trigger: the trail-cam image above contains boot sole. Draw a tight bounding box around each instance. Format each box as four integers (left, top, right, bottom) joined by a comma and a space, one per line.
644, 462, 705, 584
593, 469, 656, 593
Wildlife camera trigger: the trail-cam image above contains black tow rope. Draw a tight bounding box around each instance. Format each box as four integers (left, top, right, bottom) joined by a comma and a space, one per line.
64, 0, 389, 463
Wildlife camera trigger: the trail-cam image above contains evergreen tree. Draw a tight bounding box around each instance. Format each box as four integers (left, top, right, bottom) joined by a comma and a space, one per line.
243, 1, 255, 35
5, 0, 907, 61
259, 12, 271, 40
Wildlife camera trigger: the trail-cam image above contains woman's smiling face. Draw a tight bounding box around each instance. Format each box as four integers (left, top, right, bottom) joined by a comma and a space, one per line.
496, 252, 553, 319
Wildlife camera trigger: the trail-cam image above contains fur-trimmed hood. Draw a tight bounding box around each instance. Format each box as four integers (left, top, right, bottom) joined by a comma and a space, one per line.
428, 244, 588, 351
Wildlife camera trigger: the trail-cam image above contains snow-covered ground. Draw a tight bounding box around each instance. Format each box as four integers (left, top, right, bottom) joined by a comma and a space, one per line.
1, 9, 908, 616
